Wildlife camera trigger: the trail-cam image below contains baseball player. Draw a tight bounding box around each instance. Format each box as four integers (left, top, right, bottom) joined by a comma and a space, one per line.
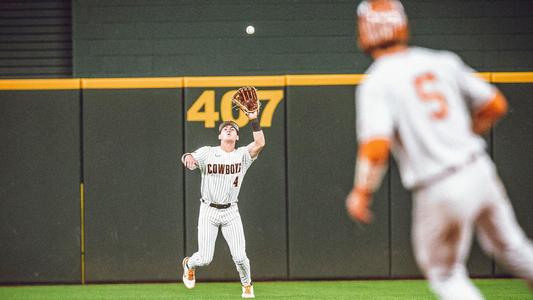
180, 102, 264, 299
346, 1, 533, 299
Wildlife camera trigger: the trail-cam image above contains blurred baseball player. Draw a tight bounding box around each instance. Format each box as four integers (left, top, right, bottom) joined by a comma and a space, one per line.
180, 87, 265, 299
346, 0, 533, 299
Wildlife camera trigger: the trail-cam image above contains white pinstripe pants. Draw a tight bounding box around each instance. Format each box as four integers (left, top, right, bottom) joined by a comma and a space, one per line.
187, 202, 251, 285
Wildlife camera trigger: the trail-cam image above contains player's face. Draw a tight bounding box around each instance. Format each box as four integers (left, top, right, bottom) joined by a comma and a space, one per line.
219, 125, 239, 142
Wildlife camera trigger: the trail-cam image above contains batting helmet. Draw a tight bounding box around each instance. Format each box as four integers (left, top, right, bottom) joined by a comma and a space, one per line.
357, 0, 408, 53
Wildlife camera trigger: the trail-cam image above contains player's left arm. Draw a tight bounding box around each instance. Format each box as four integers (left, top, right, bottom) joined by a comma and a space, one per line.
346, 77, 393, 224
246, 111, 265, 159
346, 138, 390, 224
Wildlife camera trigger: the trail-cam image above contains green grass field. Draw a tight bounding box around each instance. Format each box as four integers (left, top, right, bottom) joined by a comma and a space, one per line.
0, 279, 531, 299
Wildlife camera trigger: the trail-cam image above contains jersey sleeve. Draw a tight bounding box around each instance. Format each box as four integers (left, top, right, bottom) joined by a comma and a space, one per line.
449, 52, 496, 111
191, 146, 210, 169
356, 76, 395, 143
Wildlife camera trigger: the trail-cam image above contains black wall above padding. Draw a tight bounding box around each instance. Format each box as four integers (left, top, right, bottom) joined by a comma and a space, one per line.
73, 0, 533, 77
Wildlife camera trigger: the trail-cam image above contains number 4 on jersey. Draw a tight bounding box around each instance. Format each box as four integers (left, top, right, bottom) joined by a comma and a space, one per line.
233, 176, 239, 187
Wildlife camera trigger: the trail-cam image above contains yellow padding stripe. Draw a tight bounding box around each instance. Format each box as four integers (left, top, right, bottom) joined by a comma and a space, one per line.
476, 72, 492, 81
491, 72, 533, 83
0, 79, 80, 90
0, 72, 532, 90
80, 182, 85, 284
287, 74, 366, 86
184, 76, 285, 87
81, 77, 183, 89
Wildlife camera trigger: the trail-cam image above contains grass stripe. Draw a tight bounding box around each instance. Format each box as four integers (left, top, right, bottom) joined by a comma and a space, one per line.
0, 279, 530, 300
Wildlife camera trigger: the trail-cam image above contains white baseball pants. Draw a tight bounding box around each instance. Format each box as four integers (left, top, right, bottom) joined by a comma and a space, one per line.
187, 202, 251, 286
412, 154, 533, 300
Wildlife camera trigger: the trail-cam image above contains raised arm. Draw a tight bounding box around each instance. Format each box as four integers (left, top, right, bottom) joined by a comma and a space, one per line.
246, 111, 265, 159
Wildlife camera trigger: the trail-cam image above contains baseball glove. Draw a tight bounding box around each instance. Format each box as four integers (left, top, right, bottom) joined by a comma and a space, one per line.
232, 86, 260, 114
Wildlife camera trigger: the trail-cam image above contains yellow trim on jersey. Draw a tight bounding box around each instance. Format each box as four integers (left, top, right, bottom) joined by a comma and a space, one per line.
491, 72, 533, 83
286, 74, 366, 86
0, 79, 80, 90
81, 77, 184, 89
184, 76, 285, 87
0, 72, 532, 90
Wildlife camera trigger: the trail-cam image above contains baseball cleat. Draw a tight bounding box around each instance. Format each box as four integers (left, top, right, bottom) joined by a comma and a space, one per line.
181, 257, 195, 289
241, 284, 255, 298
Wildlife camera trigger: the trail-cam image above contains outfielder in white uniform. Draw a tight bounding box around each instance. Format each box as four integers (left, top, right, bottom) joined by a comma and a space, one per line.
346, 1, 533, 299
181, 109, 264, 299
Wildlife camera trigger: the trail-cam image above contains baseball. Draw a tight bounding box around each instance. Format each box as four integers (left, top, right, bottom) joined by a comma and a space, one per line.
246, 25, 255, 35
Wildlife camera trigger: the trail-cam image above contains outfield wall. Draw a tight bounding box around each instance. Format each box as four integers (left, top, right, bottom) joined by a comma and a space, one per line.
72, 0, 533, 77
0, 73, 532, 283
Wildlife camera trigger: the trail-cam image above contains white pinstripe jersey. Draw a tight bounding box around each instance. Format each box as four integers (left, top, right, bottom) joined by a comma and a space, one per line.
357, 47, 496, 189
192, 146, 255, 204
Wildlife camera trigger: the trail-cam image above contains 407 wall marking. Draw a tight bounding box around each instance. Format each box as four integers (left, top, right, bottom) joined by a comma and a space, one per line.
187, 89, 284, 128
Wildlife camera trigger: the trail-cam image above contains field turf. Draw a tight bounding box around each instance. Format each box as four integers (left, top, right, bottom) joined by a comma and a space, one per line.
0, 279, 531, 299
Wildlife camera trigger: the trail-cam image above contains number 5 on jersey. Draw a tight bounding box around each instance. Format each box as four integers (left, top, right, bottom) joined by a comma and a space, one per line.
414, 72, 448, 120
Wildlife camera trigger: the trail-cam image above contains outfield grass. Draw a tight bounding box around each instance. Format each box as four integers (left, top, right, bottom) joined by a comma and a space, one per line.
0, 279, 531, 299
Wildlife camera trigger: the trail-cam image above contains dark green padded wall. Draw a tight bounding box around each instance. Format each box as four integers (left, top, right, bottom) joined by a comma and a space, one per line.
286, 85, 389, 278
184, 86, 287, 280
493, 84, 533, 276
83, 88, 183, 282
0, 90, 80, 283
1, 80, 532, 284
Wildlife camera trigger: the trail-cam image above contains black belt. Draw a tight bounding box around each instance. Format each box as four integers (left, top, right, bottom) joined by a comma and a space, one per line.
202, 199, 232, 209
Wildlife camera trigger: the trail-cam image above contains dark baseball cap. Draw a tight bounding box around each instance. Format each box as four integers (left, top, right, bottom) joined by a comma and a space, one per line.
218, 120, 239, 134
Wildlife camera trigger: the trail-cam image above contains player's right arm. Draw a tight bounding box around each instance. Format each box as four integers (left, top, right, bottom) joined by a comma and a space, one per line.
181, 146, 209, 171
471, 90, 508, 135
451, 53, 508, 135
